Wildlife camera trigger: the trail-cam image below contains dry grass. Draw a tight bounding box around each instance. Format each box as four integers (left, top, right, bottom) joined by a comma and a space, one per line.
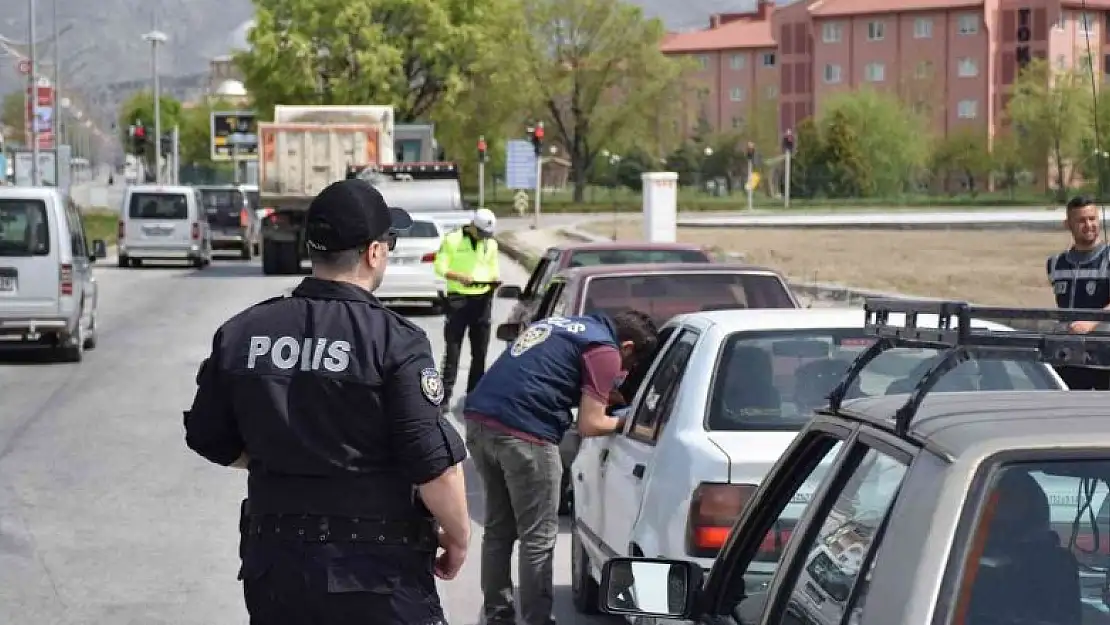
581, 221, 1069, 306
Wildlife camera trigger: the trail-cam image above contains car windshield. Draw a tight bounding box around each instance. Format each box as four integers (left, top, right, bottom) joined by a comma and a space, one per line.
199, 189, 243, 213
245, 191, 259, 210
707, 328, 1059, 432
397, 221, 438, 238
0, 199, 49, 256
567, 249, 709, 267
581, 273, 795, 325
129, 193, 188, 220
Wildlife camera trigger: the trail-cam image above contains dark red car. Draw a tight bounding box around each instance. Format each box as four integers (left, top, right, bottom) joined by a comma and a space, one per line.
496, 242, 714, 332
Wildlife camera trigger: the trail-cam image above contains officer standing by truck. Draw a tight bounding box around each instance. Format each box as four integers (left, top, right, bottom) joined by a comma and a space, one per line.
434, 208, 501, 412
1047, 194, 1110, 390
463, 311, 658, 625
184, 178, 470, 625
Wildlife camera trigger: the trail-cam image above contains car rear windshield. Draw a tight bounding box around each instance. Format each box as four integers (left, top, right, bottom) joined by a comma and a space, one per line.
246, 191, 260, 210
568, 248, 709, 267
398, 221, 439, 238
0, 199, 49, 256
199, 189, 244, 212
130, 193, 189, 220
582, 272, 795, 325
707, 328, 1059, 432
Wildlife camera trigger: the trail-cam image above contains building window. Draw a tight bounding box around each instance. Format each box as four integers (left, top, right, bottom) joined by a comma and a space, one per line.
697, 55, 710, 70
865, 62, 885, 82
915, 60, 933, 79
729, 53, 746, 70
730, 87, 745, 101
958, 14, 979, 35
1079, 12, 1095, 33
867, 21, 885, 41
958, 58, 979, 77
957, 99, 978, 118
914, 17, 933, 38
731, 116, 744, 129
824, 64, 842, 83
1054, 14, 1065, 30
1058, 54, 1068, 69
822, 22, 842, 43
762, 52, 776, 67
766, 85, 779, 98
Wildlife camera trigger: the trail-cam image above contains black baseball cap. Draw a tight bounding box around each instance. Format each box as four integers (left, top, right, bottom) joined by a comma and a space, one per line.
304, 179, 412, 252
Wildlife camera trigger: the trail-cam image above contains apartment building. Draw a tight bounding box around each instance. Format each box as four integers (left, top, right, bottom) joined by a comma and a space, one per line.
664, 0, 1110, 141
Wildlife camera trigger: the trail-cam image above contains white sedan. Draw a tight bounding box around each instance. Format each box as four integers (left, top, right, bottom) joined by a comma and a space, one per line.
569, 307, 1067, 614
376, 217, 447, 311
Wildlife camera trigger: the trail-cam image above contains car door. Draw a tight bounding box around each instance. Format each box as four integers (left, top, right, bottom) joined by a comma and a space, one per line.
703, 427, 913, 625
599, 327, 699, 557
512, 249, 558, 324
64, 200, 94, 316
532, 279, 567, 322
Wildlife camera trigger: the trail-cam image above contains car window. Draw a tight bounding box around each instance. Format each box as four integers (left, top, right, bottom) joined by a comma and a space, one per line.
398, 220, 439, 238
551, 289, 571, 317
707, 329, 1059, 432
246, 190, 260, 209
620, 326, 676, 403
533, 281, 566, 321
772, 448, 908, 625
522, 255, 553, 298
199, 189, 244, 213
566, 248, 710, 266
948, 460, 1110, 625
627, 329, 698, 442
66, 201, 87, 258
129, 193, 189, 220
0, 198, 50, 256
581, 273, 795, 326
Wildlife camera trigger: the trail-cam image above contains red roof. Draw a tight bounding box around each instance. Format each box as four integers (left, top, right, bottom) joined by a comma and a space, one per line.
661, 16, 776, 53
808, 0, 982, 17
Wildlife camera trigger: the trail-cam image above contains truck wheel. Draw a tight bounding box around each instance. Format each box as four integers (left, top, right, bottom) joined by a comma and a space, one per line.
240, 242, 253, 261
281, 242, 301, 274
571, 522, 600, 614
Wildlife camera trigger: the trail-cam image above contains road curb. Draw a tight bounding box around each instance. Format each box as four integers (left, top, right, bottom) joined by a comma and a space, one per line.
494, 234, 540, 271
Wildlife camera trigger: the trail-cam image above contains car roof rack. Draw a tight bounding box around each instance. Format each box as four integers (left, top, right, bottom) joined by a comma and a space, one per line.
827, 298, 1110, 436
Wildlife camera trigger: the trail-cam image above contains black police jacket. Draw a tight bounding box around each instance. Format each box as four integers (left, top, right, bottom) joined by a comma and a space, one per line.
184, 277, 466, 518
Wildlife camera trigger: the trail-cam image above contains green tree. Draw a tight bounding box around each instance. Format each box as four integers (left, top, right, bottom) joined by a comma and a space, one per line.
788, 117, 825, 198
1, 91, 25, 145
990, 129, 1027, 198
821, 109, 870, 198
176, 98, 244, 166
930, 127, 992, 195
519, 0, 689, 201
117, 91, 184, 175
1006, 58, 1091, 199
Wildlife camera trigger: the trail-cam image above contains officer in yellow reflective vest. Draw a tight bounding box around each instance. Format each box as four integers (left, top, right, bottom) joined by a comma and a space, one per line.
434, 208, 501, 413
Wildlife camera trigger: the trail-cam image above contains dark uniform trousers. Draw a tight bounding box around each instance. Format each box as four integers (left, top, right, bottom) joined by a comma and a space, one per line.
239, 509, 446, 625
441, 292, 494, 403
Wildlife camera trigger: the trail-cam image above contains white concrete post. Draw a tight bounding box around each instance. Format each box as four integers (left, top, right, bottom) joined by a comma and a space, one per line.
641, 171, 678, 243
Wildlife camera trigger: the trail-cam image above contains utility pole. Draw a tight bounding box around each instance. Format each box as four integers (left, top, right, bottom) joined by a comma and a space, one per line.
142, 30, 167, 183
527, 122, 544, 230
51, 0, 60, 186
171, 125, 179, 184
783, 129, 795, 209
477, 135, 487, 209
28, 0, 40, 185
745, 142, 755, 212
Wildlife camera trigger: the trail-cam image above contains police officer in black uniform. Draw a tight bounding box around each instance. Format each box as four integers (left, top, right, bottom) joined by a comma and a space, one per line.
1047, 194, 1110, 390
184, 178, 471, 625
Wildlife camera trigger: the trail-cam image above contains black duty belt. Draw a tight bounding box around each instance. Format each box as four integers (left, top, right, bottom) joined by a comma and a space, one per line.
245, 514, 437, 548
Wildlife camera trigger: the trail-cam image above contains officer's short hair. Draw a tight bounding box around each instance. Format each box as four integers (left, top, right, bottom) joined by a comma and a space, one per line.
612, 310, 659, 358
308, 245, 367, 273
1067, 195, 1096, 211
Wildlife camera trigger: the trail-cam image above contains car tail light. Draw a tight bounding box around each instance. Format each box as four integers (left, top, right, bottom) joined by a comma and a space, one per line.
239, 208, 250, 228
421, 252, 436, 263
686, 482, 757, 557
59, 263, 73, 296
117, 220, 125, 241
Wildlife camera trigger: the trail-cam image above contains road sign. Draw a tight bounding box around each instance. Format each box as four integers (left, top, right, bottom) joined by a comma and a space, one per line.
210, 111, 258, 161
17, 59, 30, 74
505, 139, 537, 190
24, 82, 54, 150
513, 190, 529, 216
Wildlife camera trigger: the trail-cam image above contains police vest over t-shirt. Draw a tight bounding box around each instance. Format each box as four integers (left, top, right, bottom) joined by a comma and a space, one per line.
1047, 244, 1110, 309
465, 314, 618, 444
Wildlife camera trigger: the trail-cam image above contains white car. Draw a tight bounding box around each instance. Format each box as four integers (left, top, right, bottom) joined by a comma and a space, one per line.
377, 217, 447, 310
0, 187, 107, 361
118, 185, 212, 268
569, 307, 1067, 614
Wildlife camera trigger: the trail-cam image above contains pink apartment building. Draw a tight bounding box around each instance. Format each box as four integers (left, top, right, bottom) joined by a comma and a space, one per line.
664, 0, 1110, 142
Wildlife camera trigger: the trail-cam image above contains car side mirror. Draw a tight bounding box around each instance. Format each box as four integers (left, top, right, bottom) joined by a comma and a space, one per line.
599, 558, 703, 620
92, 239, 107, 259
496, 284, 523, 299
496, 322, 523, 342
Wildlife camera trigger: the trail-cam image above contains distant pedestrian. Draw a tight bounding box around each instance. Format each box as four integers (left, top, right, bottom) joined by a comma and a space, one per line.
1047, 194, 1110, 389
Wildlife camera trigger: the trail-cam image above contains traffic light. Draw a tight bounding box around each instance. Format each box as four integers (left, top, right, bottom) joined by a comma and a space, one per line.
527, 122, 544, 156
478, 135, 487, 162
160, 132, 173, 156
129, 123, 146, 155
745, 141, 756, 162
782, 129, 795, 153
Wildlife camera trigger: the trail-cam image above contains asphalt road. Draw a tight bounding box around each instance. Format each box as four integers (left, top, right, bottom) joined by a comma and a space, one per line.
0, 251, 617, 625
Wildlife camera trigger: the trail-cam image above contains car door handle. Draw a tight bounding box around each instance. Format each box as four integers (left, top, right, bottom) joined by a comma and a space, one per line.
600, 449, 610, 463
632, 464, 645, 479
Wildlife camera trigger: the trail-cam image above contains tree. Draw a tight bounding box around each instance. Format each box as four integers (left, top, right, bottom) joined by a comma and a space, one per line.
177, 98, 244, 166
930, 127, 992, 195
788, 118, 825, 198
117, 91, 185, 173
820, 108, 870, 198
519, 0, 689, 201
991, 129, 1026, 198
1, 90, 25, 145
235, 0, 510, 123
1006, 58, 1091, 199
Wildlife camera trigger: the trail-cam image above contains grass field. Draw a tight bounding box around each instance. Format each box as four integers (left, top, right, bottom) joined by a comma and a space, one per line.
581, 221, 1068, 306
82, 209, 118, 246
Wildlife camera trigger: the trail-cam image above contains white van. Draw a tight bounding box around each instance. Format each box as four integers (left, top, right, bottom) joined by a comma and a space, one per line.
118, 185, 212, 268
0, 187, 107, 362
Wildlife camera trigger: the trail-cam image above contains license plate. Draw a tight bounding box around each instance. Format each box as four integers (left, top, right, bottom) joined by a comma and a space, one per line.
0, 276, 15, 292
391, 257, 418, 265
142, 224, 174, 236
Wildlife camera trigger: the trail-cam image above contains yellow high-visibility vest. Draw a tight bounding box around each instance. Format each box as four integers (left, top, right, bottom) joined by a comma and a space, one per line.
434, 230, 500, 295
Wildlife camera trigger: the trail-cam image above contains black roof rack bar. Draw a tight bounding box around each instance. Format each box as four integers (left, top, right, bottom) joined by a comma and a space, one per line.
826, 298, 1110, 435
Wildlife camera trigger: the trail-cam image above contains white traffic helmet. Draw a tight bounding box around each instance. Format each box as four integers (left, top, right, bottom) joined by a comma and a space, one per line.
473, 208, 497, 235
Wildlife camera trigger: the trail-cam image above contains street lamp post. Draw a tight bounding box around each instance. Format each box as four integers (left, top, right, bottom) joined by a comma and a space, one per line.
27, 0, 39, 185
52, 0, 60, 186
142, 30, 167, 183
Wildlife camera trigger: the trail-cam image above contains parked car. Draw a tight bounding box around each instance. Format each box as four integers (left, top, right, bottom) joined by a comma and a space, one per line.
376, 217, 446, 311
0, 187, 107, 361
497, 262, 800, 516
569, 307, 1067, 615
118, 185, 212, 269
195, 184, 260, 260
587, 298, 1104, 625
496, 242, 714, 336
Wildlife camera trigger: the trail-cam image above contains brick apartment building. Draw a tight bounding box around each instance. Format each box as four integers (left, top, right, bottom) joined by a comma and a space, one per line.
663, 0, 1110, 143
